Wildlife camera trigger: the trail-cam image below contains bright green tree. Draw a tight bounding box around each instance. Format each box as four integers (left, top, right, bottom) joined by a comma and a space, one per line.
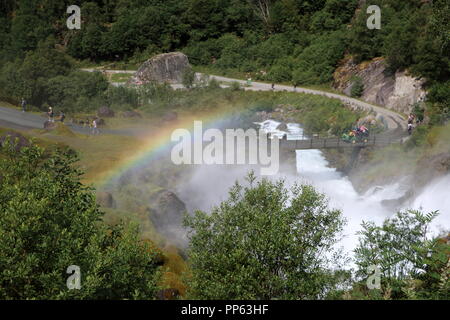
184, 173, 347, 299
354, 210, 449, 300
0, 141, 162, 299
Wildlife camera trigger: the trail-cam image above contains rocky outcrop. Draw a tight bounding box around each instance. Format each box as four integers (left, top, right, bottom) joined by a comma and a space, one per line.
149, 190, 186, 226
148, 190, 187, 245
96, 191, 115, 208
333, 56, 427, 115
129, 52, 191, 85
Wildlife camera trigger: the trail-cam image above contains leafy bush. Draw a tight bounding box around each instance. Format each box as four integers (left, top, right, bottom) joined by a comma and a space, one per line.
184, 173, 346, 299
354, 210, 449, 300
106, 85, 139, 110
0, 142, 162, 299
350, 76, 364, 98
293, 31, 346, 85
182, 68, 196, 89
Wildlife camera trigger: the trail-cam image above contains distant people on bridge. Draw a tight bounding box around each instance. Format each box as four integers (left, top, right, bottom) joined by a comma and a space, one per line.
47, 106, 54, 122
342, 125, 370, 143
21, 97, 26, 113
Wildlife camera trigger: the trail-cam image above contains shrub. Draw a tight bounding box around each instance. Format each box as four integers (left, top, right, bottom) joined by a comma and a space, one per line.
350, 76, 364, 98
184, 173, 346, 299
0, 143, 162, 299
182, 68, 196, 89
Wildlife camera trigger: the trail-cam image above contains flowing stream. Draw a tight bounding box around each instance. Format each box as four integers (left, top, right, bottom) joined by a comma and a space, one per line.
177, 120, 449, 259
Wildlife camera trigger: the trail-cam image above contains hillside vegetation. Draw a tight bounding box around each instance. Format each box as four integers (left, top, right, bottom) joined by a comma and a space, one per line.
0, 0, 448, 124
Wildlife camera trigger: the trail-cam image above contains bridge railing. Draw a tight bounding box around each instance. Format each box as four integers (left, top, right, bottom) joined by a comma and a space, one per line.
278, 133, 397, 150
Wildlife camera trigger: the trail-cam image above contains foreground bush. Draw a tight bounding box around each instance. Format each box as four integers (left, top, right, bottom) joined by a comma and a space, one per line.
0, 141, 162, 299
184, 173, 347, 299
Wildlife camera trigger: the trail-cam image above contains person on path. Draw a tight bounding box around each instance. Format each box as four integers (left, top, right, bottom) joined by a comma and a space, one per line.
92, 118, 99, 135
408, 123, 413, 135
271, 83, 275, 90
21, 98, 26, 113
48, 106, 54, 122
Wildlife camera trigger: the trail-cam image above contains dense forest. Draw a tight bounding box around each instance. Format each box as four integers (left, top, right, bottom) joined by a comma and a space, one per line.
0, 0, 449, 122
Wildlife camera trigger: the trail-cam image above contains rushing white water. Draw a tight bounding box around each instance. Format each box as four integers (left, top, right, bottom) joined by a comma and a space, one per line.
408, 175, 450, 234
273, 120, 449, 255
178, 120, 449, 261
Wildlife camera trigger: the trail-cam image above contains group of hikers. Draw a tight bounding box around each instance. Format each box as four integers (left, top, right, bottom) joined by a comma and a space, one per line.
407, 113, 420, 135
46, 106, 65, 124
21, 97, 100, 135
341, 125, 370, 143
22, 98, 66, 124
47, 106, 100, 134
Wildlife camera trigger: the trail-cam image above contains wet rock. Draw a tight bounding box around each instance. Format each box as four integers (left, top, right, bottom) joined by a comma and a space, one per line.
276, 123, 288, 131
129, 52, 191, 85
148, 190, 186, 228
97, 191, 115, 208
147, 190, 187, 247
97, 106, 115, 118
333, 56, 426, 115
43, 120, 57, 130
381, 190, 414, 211
0, 131, 30, 151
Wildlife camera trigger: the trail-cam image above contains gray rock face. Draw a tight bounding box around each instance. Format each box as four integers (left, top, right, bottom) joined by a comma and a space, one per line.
130, 52, 191, 85
334, 57, 427, 115
96, 191, 115, 208
149, 190, 186, 228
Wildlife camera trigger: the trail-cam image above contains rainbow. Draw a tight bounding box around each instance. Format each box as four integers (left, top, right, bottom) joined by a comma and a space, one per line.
95, 108, 241, 189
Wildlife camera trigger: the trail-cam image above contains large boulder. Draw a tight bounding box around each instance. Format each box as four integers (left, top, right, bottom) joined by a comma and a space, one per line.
97, 106, 115, 118
147, 190, 187, 246
148, 190, 186, 229
129, 52, 191, 85
96, 191, 115, 208
276, 123, 288, 131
